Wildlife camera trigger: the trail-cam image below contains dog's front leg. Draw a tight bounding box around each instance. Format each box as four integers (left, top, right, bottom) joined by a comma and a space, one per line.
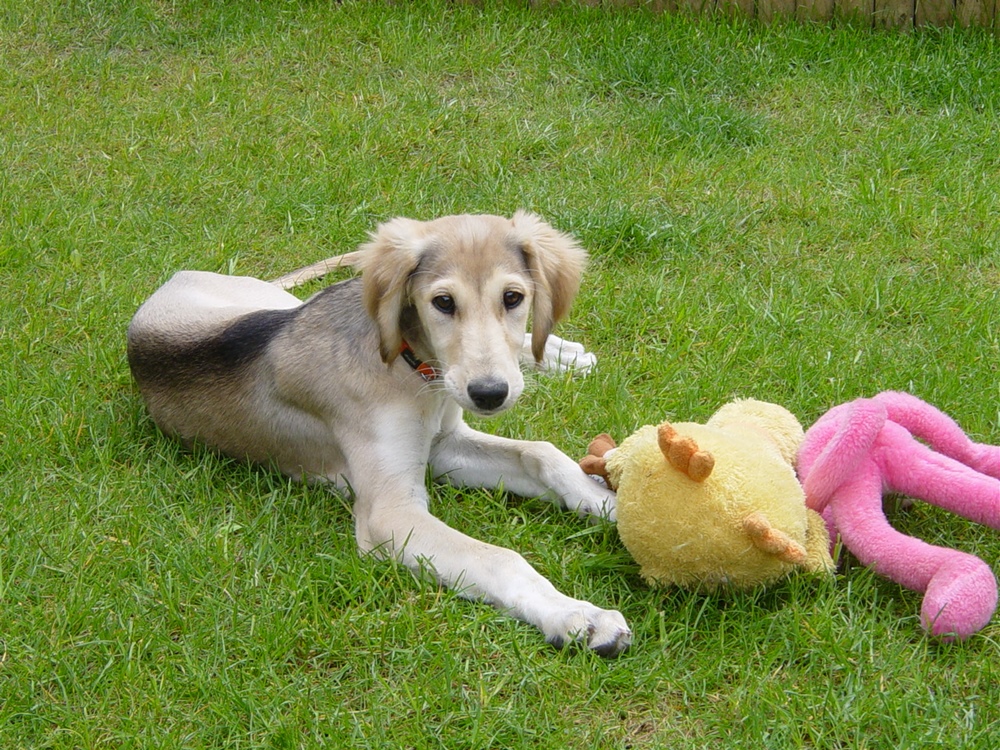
430, 421, 617, 521
358, 494, 630, 656
350, 458, 629, 656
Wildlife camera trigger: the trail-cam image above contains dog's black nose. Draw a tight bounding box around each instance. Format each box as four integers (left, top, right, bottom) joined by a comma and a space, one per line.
467, 379, 509, 412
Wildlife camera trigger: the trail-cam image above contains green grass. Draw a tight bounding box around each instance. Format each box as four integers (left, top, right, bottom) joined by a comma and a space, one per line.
2, 1, 999, 747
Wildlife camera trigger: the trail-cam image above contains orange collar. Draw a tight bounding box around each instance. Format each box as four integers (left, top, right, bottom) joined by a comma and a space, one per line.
399, 340, 439, 382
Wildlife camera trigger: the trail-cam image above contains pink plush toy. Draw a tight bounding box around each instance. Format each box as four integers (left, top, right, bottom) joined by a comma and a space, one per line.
797, 391, 999, 640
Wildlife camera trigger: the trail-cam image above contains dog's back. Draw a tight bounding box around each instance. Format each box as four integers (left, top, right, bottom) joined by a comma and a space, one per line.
127, 271, 304, 460
128, 271, 301, 338
127, 271, 379, 479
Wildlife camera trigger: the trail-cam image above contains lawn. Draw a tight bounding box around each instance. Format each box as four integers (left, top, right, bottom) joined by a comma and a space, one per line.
1, 0, 998, 747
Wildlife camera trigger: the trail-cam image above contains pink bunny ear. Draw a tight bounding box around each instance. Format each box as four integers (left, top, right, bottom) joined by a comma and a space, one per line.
800, 398, 887, 512
873, 391, 1000, 480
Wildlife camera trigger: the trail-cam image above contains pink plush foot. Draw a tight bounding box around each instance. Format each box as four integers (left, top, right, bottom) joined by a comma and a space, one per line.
921, 556, 999, 640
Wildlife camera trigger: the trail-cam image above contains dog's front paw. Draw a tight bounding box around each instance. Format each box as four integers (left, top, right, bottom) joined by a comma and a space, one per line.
523, 334, 598, 375
545, 604, 632, 658
568, 480, 617, 522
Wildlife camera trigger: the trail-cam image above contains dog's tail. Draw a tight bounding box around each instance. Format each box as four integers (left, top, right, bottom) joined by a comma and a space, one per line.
270, 251, 363, 289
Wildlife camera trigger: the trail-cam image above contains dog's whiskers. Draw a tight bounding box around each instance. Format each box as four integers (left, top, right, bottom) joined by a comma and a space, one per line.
415, 377, 448, 398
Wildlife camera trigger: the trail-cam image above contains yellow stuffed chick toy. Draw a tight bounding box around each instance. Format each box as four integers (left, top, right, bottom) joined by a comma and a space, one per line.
581, 399, 834, 591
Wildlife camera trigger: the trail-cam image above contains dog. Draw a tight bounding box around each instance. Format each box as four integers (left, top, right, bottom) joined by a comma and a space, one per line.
127, 211, 631, 656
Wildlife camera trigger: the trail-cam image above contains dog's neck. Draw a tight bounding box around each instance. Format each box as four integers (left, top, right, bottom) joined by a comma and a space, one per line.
398, 307, 438, 381
399, 339, 438, 381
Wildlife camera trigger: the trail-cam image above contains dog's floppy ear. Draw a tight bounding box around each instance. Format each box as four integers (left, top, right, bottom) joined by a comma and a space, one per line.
511, 211, 587, 363
360, 217, 429, 364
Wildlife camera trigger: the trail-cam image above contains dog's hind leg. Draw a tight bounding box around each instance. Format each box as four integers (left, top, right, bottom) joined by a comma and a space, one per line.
520, 333, 598, 374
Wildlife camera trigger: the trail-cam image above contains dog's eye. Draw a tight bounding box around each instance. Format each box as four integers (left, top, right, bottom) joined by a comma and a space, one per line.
432, 295, 456, 315
503, 290, 524, 310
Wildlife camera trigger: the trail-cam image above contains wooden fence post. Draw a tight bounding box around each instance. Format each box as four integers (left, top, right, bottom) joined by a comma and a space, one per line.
798, 0, 837, 21
757, 0, 798, 23
836, 0, 874, 23
717, 0, 757, 17
916, 0, 954, 25
873, 0, 913, 27
956, 0, 992, 26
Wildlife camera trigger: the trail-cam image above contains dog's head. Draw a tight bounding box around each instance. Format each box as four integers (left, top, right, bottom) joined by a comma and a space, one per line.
360, 211, 586, 416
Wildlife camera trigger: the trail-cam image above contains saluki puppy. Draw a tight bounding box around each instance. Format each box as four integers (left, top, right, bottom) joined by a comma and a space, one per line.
127, 211, 631, 656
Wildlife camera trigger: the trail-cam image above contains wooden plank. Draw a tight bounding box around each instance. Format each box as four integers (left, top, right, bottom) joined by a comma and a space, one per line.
717, 0, 757, 17
956, 0, 989, 25
608, 0, 680, 7
836, 0, 874, 23
774, 0, 798, 18
529, 0, 601, 6
873, 0, 914, 27
679, 0, 717, 14
797, 0, 837, 21
916, 0, 955, 25
758, 0, 799, 23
